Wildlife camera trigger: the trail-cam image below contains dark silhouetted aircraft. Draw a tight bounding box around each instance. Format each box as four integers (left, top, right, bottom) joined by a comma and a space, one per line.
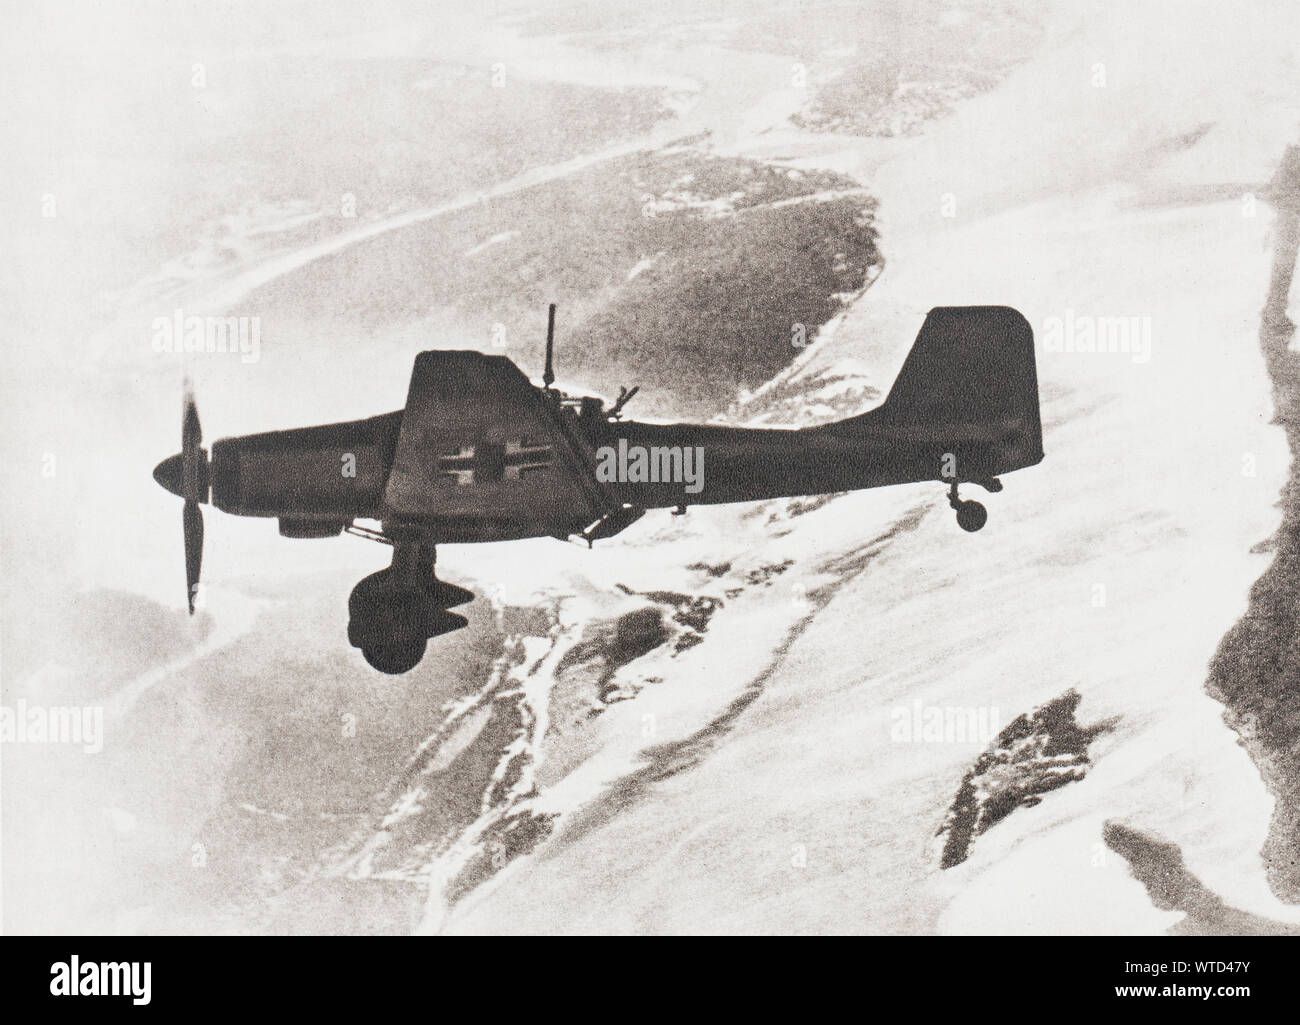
153, 305, 1043, 673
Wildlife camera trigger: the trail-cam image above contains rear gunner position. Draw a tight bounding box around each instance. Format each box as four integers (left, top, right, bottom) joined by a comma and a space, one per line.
153, 305, 1044, 673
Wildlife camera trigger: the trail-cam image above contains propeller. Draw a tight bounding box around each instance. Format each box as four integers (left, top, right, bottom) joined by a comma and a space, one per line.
183, 497, 204, 614
180, 383, 209, 613
153, 381, 209, 614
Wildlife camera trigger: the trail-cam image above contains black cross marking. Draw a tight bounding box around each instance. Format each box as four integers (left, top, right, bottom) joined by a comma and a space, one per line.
438, 439, 553, 485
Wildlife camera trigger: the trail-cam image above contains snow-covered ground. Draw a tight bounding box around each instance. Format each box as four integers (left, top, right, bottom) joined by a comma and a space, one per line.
431, 0, 1300, 933
5, 0, 1300, 935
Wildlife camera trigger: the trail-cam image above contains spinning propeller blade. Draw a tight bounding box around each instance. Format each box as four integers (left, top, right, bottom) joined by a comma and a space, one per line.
183, 498, 204, 614
181, 384, 208, 613
153, 381, 210, 614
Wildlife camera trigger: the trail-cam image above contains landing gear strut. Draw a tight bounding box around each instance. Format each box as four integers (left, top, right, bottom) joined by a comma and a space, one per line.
347, 537, 474, 674
948, 481, 988, 533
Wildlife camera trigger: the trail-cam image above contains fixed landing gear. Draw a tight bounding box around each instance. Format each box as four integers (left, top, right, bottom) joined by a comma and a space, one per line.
948, 480, 989, 533
347, 538, 473, 674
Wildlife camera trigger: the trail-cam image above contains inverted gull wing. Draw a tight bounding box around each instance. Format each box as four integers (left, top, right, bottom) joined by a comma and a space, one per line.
381, 351, 615, 538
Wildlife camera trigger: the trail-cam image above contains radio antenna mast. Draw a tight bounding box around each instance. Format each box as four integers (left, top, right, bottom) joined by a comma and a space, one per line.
543, 303, 556, 391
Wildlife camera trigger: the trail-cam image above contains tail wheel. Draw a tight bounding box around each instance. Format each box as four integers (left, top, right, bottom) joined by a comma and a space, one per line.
956, 500, 988, 532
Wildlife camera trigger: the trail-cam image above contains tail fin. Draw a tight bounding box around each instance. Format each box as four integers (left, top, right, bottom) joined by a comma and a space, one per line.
826, 306, 1043, 478
874, 306, 1038, 426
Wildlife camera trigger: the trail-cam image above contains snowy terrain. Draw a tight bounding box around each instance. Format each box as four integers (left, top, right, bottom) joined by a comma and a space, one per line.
4, 0, 1300, 935
433, 0, 1300, 934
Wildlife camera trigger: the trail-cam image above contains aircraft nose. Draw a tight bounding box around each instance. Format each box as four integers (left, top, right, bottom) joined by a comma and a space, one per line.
153, 453, 184, 497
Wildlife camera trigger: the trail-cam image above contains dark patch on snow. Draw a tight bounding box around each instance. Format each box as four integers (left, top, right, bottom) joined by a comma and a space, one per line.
1204, 161, 1300, 901
686, 560, 732, 578
745, 559, 794, 585
615, 585, 725, 652
443, 809, 559, 908
556, 606, 671, 703
939, 690, 1116, 869
1103, 821, 1300, 935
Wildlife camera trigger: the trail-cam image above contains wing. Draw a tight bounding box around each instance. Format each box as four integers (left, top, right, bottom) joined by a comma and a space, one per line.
381, 351, 617, 540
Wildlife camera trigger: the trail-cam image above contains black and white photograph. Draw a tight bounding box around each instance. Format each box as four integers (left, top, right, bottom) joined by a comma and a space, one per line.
3, 0, 1300, 980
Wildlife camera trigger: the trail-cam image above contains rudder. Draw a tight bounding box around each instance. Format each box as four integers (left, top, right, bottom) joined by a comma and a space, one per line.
823, 306, 1044, 480
873, 306, 1039, 429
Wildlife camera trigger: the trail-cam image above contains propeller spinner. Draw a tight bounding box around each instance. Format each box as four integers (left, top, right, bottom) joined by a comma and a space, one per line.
152, 382, 209, 613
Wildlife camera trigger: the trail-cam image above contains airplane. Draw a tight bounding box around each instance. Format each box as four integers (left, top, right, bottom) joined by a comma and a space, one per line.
153, 304, 1043, 674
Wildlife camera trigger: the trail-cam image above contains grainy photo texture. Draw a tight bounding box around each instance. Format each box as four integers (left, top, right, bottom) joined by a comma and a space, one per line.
3, 0, 1300, 939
